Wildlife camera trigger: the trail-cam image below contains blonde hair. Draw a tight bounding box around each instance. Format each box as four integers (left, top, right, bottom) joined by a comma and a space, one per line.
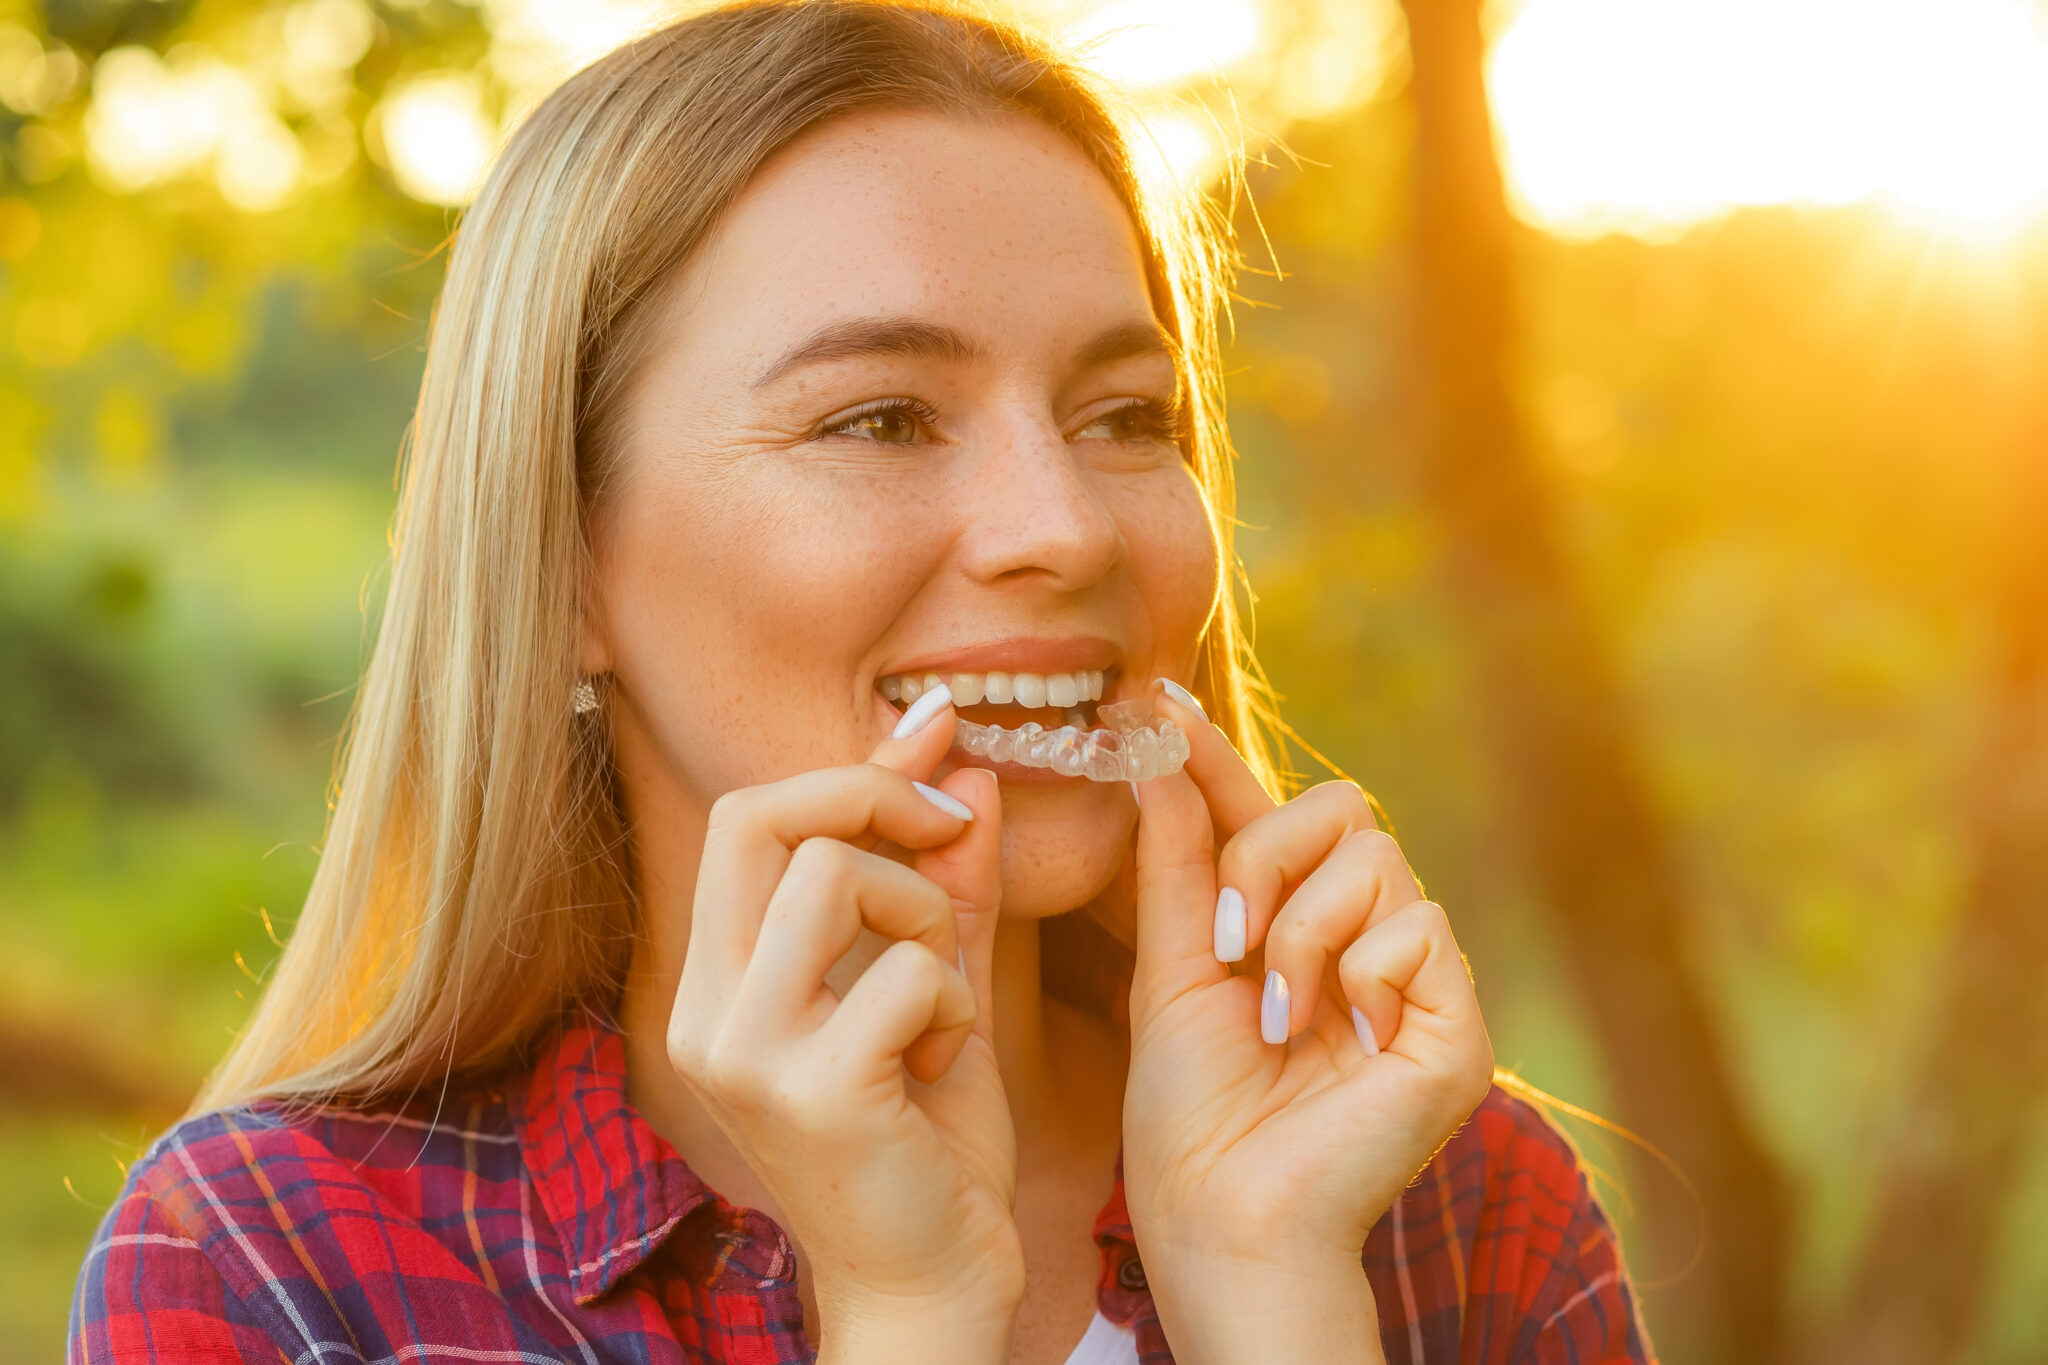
199, 0, 1282, 1112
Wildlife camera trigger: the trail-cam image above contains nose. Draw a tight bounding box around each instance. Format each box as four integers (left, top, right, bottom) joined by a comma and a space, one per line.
950, 407, 1124, 591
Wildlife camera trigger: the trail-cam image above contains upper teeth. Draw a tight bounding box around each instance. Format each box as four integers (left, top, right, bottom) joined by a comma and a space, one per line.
879, 669, 1106, 708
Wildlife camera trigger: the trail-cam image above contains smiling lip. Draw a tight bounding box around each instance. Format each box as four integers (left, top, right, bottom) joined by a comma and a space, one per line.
881, 635, 1120, 681
879, 636, 1123, 786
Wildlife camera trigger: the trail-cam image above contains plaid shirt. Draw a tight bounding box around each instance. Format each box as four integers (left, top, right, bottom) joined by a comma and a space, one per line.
71, 1007, 1655, 1364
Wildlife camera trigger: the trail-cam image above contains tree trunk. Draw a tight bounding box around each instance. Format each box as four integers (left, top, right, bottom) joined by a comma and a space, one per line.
1820, 414, 2048, 1365
1392, 1, 1792, 1357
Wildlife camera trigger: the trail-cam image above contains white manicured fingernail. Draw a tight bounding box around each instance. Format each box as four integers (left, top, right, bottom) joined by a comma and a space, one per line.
1261, 969, 1290, 1045
1213, 887, 1246, 963
957, 946, 969, 976
893, 683, 955, 739
1352, 1006, 1379, 1057
1156, 677, 1206, 719
913, 781, 973, 821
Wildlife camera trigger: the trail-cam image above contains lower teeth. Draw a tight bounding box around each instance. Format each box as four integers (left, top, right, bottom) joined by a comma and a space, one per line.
952, 698, 1189, 782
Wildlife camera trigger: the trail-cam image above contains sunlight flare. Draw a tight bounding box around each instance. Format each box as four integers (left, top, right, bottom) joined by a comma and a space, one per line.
1062, 0, 1261, 89
1491, 0, 2048, 238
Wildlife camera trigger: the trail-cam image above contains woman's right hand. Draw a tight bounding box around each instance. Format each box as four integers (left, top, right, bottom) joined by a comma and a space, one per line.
664, 698, 1020, 1362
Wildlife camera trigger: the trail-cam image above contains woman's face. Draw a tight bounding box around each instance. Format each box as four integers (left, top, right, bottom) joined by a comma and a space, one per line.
585, 109, 1218, 918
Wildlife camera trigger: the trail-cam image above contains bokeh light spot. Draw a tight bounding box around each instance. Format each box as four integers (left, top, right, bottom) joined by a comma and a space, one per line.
83, 46, 279, 202
1063, 0, 1261, 89
0, 23, 83, 116
0, 197, 39, 259
280, 0, 378, 113
377, 73, 495, 207
217, 117, 306, 212
16, 298, 89, 369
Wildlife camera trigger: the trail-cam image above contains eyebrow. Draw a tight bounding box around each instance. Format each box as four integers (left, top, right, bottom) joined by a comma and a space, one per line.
750, 315, 1175, 389
752, 317, 980, 388
1072, 319, 1176, 371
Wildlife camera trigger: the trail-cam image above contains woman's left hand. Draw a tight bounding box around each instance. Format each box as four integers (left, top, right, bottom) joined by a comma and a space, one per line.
1120, 685, 1496, 1365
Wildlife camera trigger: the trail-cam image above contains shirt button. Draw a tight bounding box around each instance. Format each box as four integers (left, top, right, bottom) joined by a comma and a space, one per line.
1117, 1257, 1148, 1291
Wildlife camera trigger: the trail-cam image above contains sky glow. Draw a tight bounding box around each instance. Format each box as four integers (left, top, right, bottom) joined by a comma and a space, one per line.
1490, 0, 2048, 237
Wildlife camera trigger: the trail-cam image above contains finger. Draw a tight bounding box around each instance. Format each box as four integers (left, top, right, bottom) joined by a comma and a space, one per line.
1258, 827, 1426, 1037
1150, 678, 1276, 842
869, 681, 959, 780
911, 766, 1003, 1044
817, 937, 978, 1087
1336, 900, 1486, 1063
739, 837, 959, 1032
1216, 781, 1391, 965
1130, 769, 1224, 1022
691, 763, 972, 987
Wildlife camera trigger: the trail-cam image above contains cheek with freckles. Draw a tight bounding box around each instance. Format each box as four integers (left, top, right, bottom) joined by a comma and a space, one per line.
995, 783, 1137, 917
599, 452, 944, 801
1117, 466, 1221, 681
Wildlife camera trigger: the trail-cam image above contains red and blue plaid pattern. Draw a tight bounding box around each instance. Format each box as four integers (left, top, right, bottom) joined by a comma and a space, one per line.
71, 1004, 1654, 1363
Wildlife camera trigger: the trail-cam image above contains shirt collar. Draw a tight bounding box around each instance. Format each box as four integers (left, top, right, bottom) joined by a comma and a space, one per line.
511, 1004, 795, 1304
1091, 1151, 1153, 1322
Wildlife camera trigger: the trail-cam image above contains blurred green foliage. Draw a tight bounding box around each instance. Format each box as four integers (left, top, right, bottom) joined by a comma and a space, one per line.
3, 0, 2046, 1360
1, 5, 452, 1345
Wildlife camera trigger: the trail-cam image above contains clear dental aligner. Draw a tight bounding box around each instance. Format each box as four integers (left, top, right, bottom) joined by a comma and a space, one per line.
953, 697, 1190, 782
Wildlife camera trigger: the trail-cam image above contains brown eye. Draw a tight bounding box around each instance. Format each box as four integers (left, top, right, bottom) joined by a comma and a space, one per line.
859, 409, 919, 442
1077, 399, 1177, 443
1104, 406, 1148, 439
824, 400, 935, 443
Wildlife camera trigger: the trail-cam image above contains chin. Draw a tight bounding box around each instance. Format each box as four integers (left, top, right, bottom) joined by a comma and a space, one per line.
994, 781, 1134, 917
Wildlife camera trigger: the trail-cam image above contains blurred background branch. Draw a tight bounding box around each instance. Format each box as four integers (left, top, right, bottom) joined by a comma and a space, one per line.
1394, 0, 1789, 1353
3, 0, 2045, 1359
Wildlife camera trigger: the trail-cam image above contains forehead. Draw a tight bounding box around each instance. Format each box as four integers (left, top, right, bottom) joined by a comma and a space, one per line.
671, 107, 1159, 362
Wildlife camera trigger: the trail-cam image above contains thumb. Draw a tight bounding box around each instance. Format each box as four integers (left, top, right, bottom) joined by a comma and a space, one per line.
912, 766, 1002, 1045
1131, 770, 1225, 1026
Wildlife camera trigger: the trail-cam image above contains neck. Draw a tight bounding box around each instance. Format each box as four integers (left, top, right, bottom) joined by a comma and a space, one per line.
987, 913, 1059, 1143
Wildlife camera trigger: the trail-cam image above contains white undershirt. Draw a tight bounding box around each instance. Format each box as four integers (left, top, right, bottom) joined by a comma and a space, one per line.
1061, 1310, 1141, 1365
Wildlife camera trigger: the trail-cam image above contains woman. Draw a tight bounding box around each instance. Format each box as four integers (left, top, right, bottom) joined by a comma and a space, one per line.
70, 3, 1655, 1362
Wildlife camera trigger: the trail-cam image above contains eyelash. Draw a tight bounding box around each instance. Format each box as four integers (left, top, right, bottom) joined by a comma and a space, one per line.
819, 396, 1187, 443
1096, 395, 1187, 443
821, 396, 942, 439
